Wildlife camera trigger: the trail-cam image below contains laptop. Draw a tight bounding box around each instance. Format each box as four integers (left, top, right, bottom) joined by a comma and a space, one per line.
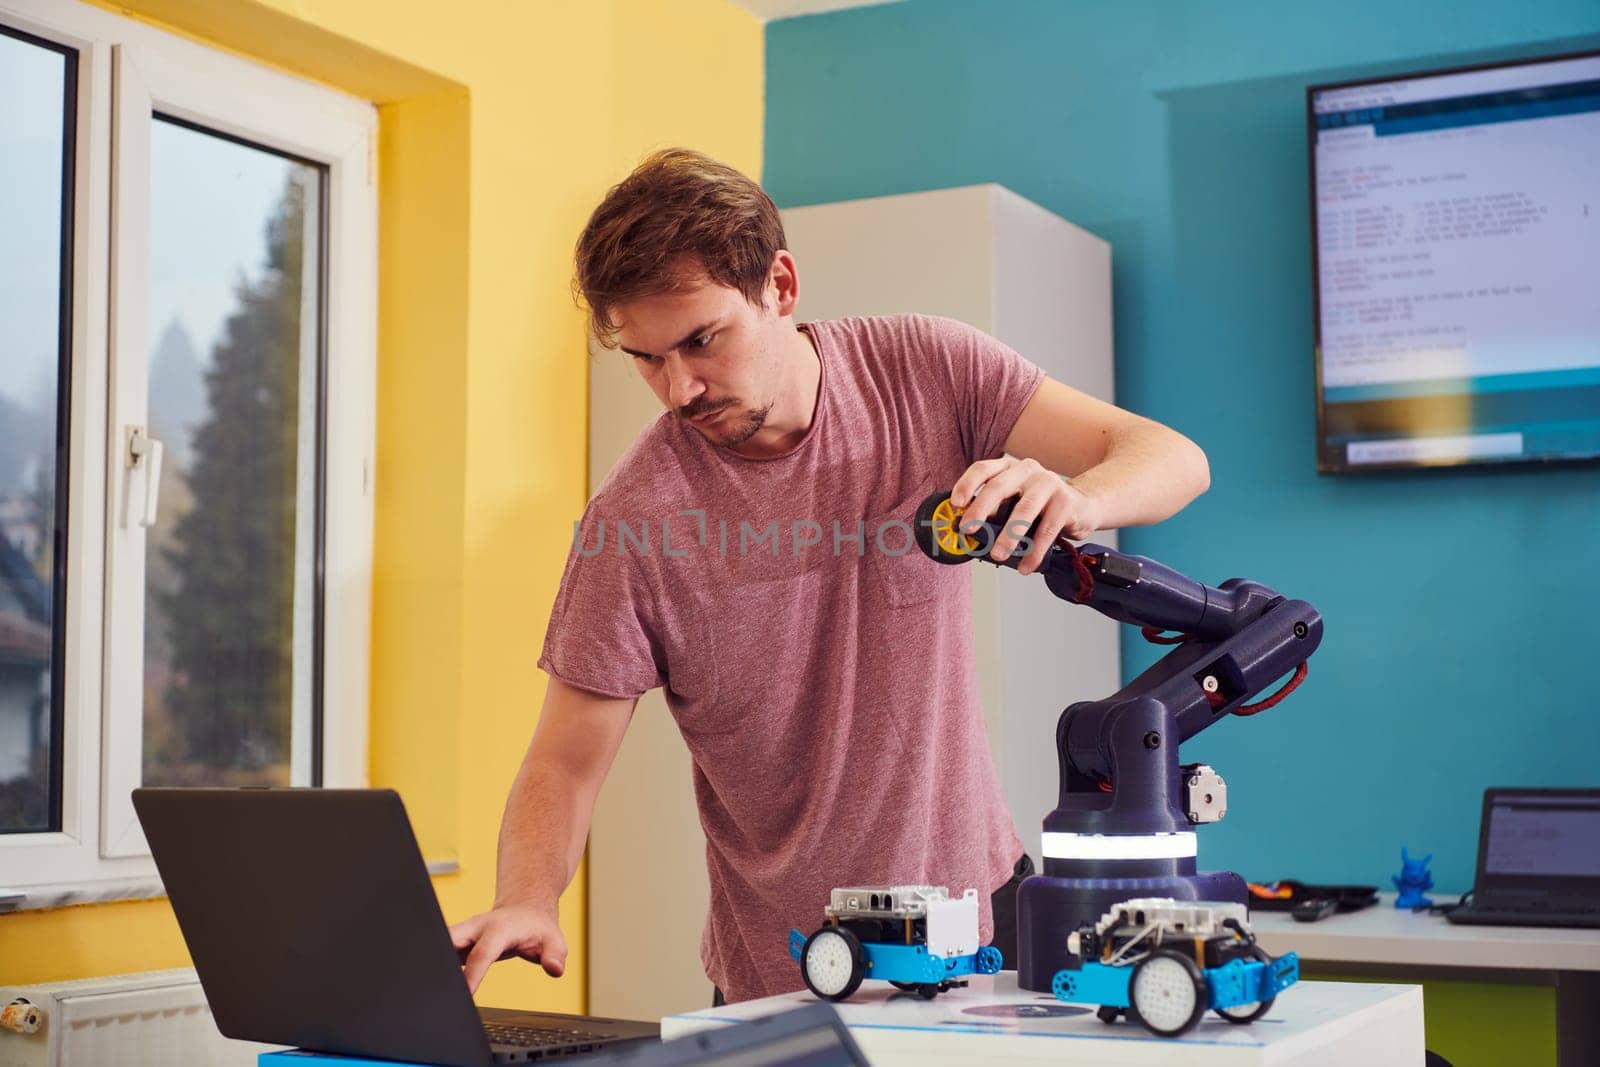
260, 1002, 868, 1067
572, 1002, 869, 1067
133, 788, 659, 1065
1446, 787, 1600, 928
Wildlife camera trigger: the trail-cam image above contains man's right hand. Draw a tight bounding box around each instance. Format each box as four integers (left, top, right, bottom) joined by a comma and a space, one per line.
450, 904, 569, 994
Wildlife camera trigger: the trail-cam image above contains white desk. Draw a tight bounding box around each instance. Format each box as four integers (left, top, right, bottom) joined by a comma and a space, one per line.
664, 973, 1425, 1066
1249, 895, 1600, 1066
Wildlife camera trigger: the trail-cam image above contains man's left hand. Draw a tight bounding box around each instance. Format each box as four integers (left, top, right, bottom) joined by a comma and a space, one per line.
950, 456, 1101, 575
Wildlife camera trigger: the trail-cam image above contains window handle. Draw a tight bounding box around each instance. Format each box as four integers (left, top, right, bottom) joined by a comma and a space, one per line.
125, 426, 165, 528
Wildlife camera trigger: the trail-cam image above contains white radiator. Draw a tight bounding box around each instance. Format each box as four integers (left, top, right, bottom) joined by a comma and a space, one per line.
0, 969, 279, 1067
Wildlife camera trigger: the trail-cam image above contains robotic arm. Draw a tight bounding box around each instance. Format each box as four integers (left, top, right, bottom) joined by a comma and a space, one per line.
911, 489, 1324, 990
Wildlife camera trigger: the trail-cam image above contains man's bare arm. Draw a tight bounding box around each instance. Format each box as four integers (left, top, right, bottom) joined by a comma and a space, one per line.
1003, 377, 1209, 528
449, 676, 637, 993
954, 377, 1210, 574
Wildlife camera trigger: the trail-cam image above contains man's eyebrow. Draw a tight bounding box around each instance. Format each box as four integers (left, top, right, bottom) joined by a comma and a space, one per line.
618, 321, 718, 360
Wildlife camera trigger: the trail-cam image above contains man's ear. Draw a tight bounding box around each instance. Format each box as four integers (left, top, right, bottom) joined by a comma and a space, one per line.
769, 249, 800, 318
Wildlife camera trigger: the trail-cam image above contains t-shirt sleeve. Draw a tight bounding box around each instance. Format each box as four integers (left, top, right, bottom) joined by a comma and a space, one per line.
537, 503, 665, 700
918, 314, 1046, 464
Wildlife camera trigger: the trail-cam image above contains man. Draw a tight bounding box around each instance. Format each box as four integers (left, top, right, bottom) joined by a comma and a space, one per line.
449, 149, 1209, 1004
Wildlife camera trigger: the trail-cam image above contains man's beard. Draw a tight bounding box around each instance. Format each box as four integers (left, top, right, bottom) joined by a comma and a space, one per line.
711, 403, 771, 449
680, 397, 772, 449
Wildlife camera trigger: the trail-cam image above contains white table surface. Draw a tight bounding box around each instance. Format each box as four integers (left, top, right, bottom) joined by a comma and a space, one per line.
665, 972, 1425, 1066
1248, 893, 1600, 972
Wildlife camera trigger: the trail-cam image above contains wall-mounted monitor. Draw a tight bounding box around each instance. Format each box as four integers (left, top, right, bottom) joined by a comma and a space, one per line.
1308, 50, 1600, 472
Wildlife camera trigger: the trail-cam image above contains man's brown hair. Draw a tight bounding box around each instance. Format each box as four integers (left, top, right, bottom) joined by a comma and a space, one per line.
574, 148, 786, 346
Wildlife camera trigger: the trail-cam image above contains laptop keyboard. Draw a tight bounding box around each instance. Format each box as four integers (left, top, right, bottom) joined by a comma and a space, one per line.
1451, 905, 1600, 928
483, 1022, 612, 1049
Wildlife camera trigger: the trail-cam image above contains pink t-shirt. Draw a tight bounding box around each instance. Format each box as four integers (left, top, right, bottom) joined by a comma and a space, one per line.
539, 314, 1042, 1002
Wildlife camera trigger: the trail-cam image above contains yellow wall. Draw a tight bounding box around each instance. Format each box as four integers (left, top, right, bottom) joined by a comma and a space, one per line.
1, 0, 763, 1016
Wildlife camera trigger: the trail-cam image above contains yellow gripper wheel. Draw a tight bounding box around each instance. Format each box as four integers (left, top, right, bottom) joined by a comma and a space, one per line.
913, 490, 981, 565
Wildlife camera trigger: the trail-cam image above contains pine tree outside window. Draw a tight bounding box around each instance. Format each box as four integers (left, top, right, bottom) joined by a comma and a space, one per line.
140, 124, 322, 794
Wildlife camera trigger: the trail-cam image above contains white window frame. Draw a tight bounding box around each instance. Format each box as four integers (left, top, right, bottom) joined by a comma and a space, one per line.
0, 0, 375, 902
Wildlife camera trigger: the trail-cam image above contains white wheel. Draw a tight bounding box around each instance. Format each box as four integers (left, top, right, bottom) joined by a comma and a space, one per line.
801, 927, 864, 1001
1217, 997, 1272, 1023
1129, 950, 1207, 1037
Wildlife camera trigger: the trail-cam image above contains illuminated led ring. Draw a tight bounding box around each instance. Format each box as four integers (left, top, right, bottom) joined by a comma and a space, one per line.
1041, 832, 1199, 861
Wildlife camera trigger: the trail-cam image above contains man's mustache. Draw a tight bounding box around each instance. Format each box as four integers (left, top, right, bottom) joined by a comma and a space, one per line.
679, 399, 734, 420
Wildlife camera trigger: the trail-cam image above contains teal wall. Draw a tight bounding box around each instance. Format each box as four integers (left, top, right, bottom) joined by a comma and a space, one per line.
765, 1, 1600, 894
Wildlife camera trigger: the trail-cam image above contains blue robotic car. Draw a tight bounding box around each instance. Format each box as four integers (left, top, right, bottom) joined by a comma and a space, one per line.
789, 885, 1003, 1001
1052, 898, 1300, 1038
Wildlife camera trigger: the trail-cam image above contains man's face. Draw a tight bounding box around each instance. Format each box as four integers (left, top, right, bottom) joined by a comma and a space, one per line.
613, 269, 788, 450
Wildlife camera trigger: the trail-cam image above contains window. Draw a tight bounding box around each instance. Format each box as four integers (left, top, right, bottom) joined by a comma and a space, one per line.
0, 0, 375, 899
0, 23, 73, 838
139, 119, 324, 792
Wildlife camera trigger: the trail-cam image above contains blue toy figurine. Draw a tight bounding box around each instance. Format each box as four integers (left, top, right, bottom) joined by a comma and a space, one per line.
1393, 848, 1435, 909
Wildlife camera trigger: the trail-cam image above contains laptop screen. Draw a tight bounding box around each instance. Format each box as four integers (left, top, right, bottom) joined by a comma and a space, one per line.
1478, 789, 1600, 899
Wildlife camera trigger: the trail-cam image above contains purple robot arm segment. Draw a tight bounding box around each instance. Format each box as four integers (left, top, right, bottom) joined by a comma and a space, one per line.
932, 494, 1325, 784
912, 488, 1326, 993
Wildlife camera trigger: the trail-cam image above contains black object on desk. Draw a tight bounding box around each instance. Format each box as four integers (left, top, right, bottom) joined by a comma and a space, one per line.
582, 1003, 869, 1066
1291, 897, 1339, 922
1248, 880, 1378, 913
133, 788, 659, 1065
